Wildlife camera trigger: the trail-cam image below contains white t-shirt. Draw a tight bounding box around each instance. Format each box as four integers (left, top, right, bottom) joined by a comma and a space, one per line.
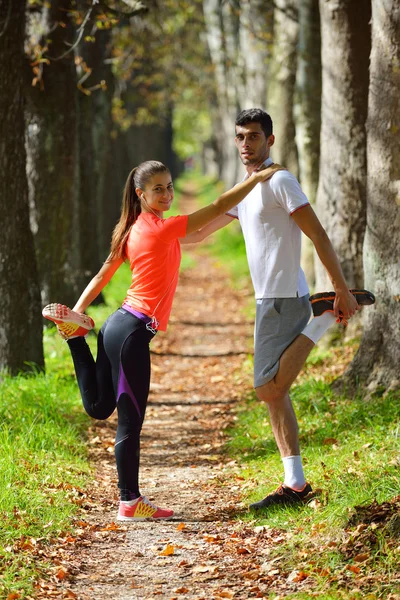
227, 159, 310, 299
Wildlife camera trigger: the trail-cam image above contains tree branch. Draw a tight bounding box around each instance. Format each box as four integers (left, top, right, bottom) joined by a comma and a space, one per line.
98, 0, 148, 18
46, 0, 99, 61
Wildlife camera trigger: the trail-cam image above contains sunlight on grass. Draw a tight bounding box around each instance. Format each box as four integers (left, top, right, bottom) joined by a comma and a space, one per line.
0, 370, 90, 597
226, 347, 400, 598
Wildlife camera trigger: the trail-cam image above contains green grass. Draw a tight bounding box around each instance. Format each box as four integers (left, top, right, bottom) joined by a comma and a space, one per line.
225, 345, 400, 598
0, 366, 90, 597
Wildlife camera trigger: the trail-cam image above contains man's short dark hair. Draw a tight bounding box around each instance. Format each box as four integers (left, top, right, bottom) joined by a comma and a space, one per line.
235, 108, 273, 139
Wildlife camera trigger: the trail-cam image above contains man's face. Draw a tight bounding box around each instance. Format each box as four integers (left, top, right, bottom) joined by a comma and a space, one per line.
234, 122, 274, 168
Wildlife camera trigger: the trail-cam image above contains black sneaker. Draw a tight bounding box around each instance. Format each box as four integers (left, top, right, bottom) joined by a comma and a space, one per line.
249, 483, 314, 511
309, 288, 375, 317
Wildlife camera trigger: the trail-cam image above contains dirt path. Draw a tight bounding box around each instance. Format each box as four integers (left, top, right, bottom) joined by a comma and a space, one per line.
48, 190, 312, 600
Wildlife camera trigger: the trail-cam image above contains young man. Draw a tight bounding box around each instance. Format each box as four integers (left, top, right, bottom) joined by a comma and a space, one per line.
186, 108, 374, 510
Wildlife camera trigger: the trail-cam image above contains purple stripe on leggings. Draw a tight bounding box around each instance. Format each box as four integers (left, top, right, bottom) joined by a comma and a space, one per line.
117, 363, 141, 418
122, 303, 152, 324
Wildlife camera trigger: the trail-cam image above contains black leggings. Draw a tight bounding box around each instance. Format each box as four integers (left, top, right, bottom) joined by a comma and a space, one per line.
67, 307, 155, 500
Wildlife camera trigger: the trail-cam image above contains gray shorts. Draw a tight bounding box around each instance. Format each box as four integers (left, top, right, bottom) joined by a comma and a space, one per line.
254, 295, 311, 388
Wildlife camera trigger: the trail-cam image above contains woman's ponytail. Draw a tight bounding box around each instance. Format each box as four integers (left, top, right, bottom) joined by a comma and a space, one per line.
109, 167, 142, 260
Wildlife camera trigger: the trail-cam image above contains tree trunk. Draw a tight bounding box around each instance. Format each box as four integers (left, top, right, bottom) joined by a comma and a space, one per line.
76, 24, 115, 290
267, 0, 299, 176
203, 0, 274, 187
315, 0, 370, 291
26, 1, 79, 307
88, 28, 118, 262
0, 0, 44, 374
341, 0, 400, 392
294, 0, 321, 288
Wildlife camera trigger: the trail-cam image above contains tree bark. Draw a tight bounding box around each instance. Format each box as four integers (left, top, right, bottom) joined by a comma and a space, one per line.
26, 1, 79, 307
267, 0, 299, 176
342, 0, 400, 392
315, 0, 370, 291
294, 0, 321, 205
76, 24, 115, 289
203, 0, 274, 187
294, 0, 321, 288
0, 0, 44, 374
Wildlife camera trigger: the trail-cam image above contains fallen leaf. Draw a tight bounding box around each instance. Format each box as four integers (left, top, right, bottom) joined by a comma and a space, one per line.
100, 522, 121, 531
203, 534, 222, 543
159, 543, 175, 556
193, 565, 217, 574
56, 567, 68, 580
176, 522, 186, 531
347, 565, 361, 574
354, 552, 369, 562
308, 498, 322, 510
323, 437, 339, 446
287, 569, 308, 582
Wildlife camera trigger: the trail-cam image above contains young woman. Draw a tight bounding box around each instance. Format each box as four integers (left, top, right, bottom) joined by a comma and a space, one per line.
42, 160, 281, 521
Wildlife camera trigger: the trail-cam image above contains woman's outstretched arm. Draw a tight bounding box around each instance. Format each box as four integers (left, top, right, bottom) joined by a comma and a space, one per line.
73, 256, 124, 313
184, 164, 283, 235
180, 214, 234, 244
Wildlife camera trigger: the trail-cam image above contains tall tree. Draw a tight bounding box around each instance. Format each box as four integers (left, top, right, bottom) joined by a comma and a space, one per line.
25, 0, 79, 307
203, 0, 273, 186
0, 0, 44, 374
344, 0, 400, 392
294, 0, 321, 287
267, 0, 299, 176
315, 0, 371, 290
76, 23, 115, 286
294, 0, 321, 206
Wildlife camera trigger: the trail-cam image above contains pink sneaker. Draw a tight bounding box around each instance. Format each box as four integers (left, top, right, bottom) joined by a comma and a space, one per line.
42, 303, 95, 339
117, 496, 174, 521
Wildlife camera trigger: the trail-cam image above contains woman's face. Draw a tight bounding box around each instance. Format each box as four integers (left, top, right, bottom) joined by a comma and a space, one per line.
137, 172, 174, 215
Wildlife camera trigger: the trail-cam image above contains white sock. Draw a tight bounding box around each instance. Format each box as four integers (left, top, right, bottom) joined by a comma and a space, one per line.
302, 312, 336, 345
282, 455, 306, 490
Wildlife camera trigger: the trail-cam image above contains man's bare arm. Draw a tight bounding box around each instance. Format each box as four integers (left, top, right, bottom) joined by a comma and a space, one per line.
292, 205, 358, 319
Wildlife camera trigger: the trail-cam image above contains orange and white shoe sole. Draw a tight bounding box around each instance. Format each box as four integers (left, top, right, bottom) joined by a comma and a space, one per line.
42, 303, 94, 338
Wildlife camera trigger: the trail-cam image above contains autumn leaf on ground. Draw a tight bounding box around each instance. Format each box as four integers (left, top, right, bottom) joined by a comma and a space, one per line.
204, 534, 221, 543
193, 565, 217, 574
323, 438, 339, 446
237, 546, 251, 554
100, 522, 122, 531
347, 565, 361, 574
159, 543, 175, 556
287, 570, 308, 582
215, 591, 234, 599
354, 552, 369, 562
176, 522, 186, 531
56, 567, 68, 580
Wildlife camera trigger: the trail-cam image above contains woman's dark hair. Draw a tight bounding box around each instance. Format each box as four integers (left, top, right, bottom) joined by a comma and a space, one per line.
235, 108, 273, 139
109, 160, 170, 260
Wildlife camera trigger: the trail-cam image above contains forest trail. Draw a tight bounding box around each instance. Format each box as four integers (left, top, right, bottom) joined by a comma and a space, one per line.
49, 189, 311, 600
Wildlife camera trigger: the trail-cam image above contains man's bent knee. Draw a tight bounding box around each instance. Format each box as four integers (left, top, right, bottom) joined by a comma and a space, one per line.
255, 381, 285, 404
